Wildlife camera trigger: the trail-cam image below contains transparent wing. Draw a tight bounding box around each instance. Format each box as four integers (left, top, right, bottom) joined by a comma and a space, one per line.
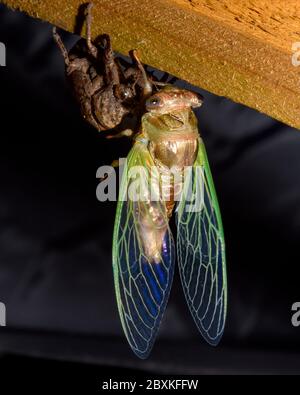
176, 139, 227, 345
112, 141, 175, 359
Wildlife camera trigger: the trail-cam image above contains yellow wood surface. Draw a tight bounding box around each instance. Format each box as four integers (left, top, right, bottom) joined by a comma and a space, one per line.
2, 0, 300, 129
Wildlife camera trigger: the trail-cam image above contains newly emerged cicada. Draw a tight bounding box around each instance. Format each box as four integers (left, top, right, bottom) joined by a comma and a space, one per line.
113, 85, 227, 358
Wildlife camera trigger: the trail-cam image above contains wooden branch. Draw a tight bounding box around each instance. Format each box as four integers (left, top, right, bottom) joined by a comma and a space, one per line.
2, 0, 300, 129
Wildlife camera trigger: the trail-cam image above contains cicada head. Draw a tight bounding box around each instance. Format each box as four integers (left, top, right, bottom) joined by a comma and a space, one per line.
145, 85, 203, 114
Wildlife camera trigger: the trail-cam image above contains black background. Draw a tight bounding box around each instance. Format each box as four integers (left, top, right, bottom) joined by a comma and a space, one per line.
0, 3, 300, 377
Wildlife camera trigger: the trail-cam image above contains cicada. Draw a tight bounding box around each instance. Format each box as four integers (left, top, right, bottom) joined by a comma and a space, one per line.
112, 85, 227, 358
53, 2, 152, 133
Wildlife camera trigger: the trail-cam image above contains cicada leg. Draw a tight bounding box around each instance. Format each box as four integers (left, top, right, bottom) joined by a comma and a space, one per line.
85, 2, 98, 58
53, 27, 70, 66
105, 129, 134, 140
99, 159, 121, 182
128, 49, 152, 98
100, 34, 122, 87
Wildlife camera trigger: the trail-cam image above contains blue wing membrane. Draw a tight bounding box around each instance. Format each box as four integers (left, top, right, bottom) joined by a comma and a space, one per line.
176, 140, 227, 345
113, 141, 175, 358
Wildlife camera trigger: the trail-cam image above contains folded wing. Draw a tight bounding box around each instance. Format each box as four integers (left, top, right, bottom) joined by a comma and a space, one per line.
176, 139, 227, 345
112, 141, 175, 358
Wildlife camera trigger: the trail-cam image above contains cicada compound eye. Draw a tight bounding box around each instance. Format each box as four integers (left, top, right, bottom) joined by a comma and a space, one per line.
145, 96, 162, 111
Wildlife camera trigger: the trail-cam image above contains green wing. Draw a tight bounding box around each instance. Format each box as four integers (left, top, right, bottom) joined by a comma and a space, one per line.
176, 139, 227, 345
112, 140, 175, 359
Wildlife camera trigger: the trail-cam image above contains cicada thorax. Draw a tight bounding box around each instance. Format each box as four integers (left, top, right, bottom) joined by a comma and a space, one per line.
145, 108, 199, 218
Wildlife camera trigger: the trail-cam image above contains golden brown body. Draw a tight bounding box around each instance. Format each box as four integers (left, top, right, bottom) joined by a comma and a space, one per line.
146, 116, 198, 217
135, 86, 203, 262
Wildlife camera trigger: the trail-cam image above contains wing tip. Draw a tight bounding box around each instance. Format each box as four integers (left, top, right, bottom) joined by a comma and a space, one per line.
133, 349, 151, 360
131, 344, 154, 360
203, 333, 224, 347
